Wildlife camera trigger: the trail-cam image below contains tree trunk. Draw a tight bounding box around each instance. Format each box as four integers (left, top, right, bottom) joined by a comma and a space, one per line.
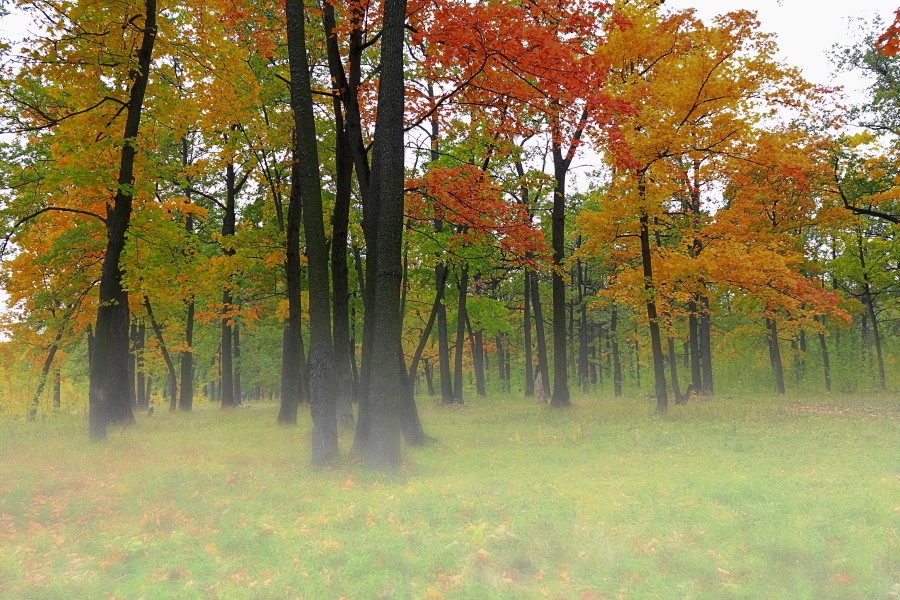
523, 269, 534, 397
135, 322, 147, 410
331, 105, 354, 427
699, 295, 713, 395
435, 262, 454, 403
855, 230, 886, 390
53, 370, 61, 409
423, 359, 435, 395
767, 317, 786, 395
452, 266, 468, 404
179, 297, 194, 411
530, 274, 551, 400
128, 320, 138, 407
219, 160, 238, 408
144, 296, 177, 411
468, 319, 486, 397
358, 0, 407, 469
286, 0, 338, 463
638, 202, 667, 413
88, 0, 156, 440
496, 334, 507, 391
28, 341, 60, 422
817, 316, 832, 393
233, 319, 242, 405
577, 259, 589, 392
688, 302, 702, 391
610, 308, 622, 397
408, 263, 449, 389
668, 337, 684, 404
550, 153, 570, 407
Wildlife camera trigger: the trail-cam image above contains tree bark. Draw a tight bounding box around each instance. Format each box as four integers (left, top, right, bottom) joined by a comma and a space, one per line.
468, 319, 486, 397
53, 370, 61, 409
817, 316, 832, 393
767, 317, 786, 395
233, 319, 242, 405
28, 341, 60, 422
286, 0, 338, 463
135, 322, 147, 410
550, 149, 570, 407
699, 295, 713, 395
436, 262, 454, 403
219, 161, 238, 409
530, 274, 551, 398
638, 202, 668, 413
279, 160, 304, 425
358, 0, 408, 469
179, 296, 194, 411
856, 229, 887, 390
610, 308, 622, 397
523, 269, 534, 397
143, 296, 177, 411
329, 93, 354, 427
451, 266, 468, 404
88, 0, 156, 440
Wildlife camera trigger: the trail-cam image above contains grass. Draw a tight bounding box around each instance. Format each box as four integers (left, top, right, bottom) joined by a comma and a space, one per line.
0, 393, 897, 599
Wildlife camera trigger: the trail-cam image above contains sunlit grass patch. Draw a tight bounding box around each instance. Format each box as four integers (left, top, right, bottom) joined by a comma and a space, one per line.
0, 394, 897, 599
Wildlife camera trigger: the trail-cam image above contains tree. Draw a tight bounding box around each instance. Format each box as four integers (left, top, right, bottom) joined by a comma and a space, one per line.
284, 0, 338, 463
357, 0, 408, 469
0, 0, 160, 438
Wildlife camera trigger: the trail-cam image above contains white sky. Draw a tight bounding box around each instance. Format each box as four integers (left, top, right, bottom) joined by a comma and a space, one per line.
668, 0, 897, 100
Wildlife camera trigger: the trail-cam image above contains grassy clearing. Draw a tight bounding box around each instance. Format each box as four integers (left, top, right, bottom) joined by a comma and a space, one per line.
0, 393, 897, 599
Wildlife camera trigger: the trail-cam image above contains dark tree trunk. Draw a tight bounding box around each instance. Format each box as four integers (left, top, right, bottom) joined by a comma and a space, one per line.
220, 288, 235, 408
855, 230, 886, 389
179, 297, 194, 411
451, 266, 468, 404
178, 155, 196, 412
577, 259, 589, 392
817, 316, 832, 393
219, 161, 238, 408
144, 296, 177, 411
88, 0, 156, 439
496, 334, 507, 391
767, 317, 786, 395
329, 92, 354, 427
358, 0, 408, 469
688, 302, 702, 391
523, 270, 534, 397
128, 320, 137, 407
53, 370, 61, 409
611, 308, 622, 397
286, 0, 338, 463
278, 165, 304, 424
408, 263, 449, 389
233, 319, 242, 405
530, 274, 551, 399
638, 201, 667, 413
699, 295, 713, 395
550, 155, 570, 407
436, 262, 454, 403
468, 320, 486, 397
423, 359, 435, 395
28, 341, 60, 422
668, 337, 685, 404
135, 322, 147, 410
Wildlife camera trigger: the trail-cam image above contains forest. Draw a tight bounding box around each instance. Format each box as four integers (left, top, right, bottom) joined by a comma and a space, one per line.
0, 0, 897, 468
0, 1, 898, 598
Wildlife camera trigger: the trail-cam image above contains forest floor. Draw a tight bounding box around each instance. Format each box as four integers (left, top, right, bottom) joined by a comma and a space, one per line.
0, 392, 897, 599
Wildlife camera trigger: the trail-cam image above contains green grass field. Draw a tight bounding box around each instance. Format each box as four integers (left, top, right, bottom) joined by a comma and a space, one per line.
0, 394, 897, 599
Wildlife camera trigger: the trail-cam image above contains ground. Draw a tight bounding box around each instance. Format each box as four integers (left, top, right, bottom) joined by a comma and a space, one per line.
0, 393, 897, 599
